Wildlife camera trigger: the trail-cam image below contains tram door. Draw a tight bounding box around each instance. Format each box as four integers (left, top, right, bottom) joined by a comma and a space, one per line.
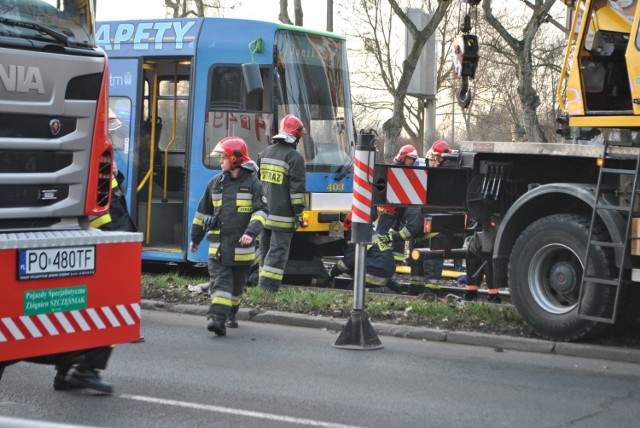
122, 58, 192, 251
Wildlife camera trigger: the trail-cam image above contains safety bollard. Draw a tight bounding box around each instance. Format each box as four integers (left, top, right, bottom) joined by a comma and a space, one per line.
333, 130, 383, 350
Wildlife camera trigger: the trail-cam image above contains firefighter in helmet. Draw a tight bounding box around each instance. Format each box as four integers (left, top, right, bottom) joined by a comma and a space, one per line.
89, 161, 135, 232
395, 144, 419, 166
405, 139, 455, 296
89, 109, 136, 232
256, 114, 307, 292
328, 212, 403, 293
190, 137, 268, 336
376, 144, 420, 264
375, 144, 422, 287
426, 140, 451, 167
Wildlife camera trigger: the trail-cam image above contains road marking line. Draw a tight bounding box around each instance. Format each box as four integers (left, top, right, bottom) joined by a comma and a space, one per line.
119, 394, 364, 428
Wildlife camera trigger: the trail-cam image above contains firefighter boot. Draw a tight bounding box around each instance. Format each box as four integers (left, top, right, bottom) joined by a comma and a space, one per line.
409, 283, 439, 297
226, 316, 238, 328
487, 293, 502, 304
463, 290, 478, 302
463, 285, 480, 302
207, 315, 227, 336
67, 367, 113, 394
53, 367, 81, 391
408, 283, 428, 296
386, 279, 408, 294
53, 363, 85, 391
226, 306, 239, 328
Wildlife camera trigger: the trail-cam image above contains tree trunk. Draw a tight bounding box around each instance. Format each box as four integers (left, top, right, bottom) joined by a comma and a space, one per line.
518, 54, 546, 142
483, 0, 555, 143
381, 0, 450, 162
195, 0, 204, 17
279, 0, 293, 24
382, 94, 405, 162
294, 0, 303, 26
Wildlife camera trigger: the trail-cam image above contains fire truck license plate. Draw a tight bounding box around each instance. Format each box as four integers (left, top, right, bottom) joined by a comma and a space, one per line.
17, 246, 96, 280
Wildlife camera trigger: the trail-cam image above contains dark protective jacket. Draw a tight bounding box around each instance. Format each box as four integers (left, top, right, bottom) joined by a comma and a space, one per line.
375, 160, 422, 240
191, 168, 267, 266
90, 172, 135, 232
257, 141, 306, 231
334, 241, 396, 287
376, 205, 423, 244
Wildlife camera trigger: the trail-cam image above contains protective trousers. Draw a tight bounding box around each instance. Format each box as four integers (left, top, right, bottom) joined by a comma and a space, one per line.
258, 228, 293, 291
16, 346, 114, 376
409, 240, 443, 290
206, 257, 249, 322
465, 255, 500, 302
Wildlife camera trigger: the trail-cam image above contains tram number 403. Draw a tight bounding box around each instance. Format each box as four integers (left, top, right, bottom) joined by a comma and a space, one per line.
326, 183, 345, 192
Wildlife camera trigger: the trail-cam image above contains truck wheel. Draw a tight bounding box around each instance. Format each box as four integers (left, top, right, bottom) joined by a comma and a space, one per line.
509, 214, 614, 341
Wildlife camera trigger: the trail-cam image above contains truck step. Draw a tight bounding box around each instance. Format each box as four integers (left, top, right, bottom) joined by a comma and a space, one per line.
601, 167, 637, 175
581, 275, 620, 287
588, 240, 625, 249
594, 204, 639, 214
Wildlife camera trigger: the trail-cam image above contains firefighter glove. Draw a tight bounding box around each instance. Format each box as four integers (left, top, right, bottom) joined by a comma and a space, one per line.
329, 263, 341, 279
379, 229, 400, 246
378, 232, 391, 246
202, 214, 219, 231
295, 213, 304, 228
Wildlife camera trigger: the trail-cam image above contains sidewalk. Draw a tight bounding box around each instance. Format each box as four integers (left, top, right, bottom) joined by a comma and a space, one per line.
141, 299, 640, 364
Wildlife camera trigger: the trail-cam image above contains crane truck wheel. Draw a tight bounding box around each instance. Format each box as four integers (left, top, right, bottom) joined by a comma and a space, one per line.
508, 214, 614, 342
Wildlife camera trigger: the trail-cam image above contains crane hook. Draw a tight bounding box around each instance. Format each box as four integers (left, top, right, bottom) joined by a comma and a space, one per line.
457, 77, 472, 109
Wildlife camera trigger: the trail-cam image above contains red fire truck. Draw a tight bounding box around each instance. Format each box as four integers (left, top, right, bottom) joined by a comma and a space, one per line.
0, 0, 141, 380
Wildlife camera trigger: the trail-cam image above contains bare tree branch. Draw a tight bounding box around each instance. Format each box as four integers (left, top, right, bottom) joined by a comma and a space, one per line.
482, 0, 556, 142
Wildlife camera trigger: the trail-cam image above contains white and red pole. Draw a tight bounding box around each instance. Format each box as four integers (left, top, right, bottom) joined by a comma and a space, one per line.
334, 130, 382, 350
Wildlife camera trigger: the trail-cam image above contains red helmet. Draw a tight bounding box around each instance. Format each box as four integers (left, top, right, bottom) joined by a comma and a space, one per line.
431, 140, 451, 155
343, 212, 353, 232
210, 136, 250, 167
274, 114, 305, 144
395, 144, 418, 163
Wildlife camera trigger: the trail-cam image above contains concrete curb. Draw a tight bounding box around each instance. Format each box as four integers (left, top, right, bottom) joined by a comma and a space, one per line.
140, 299, 640, 364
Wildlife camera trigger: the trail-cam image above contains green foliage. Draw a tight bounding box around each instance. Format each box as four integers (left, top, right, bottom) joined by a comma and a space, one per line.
142, 272, 207, 290
242, 287, 350, 315
141, 273, 527, 334
241, 286, 524, 330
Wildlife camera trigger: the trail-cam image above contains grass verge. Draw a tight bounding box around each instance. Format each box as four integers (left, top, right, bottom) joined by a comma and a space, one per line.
142, 272, 533, 337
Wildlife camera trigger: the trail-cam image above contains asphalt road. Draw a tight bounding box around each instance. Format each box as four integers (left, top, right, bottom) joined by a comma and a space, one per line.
2, 310, 640, 428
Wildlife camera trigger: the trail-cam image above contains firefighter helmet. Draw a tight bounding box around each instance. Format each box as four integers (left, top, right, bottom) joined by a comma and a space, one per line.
431, 140, 451, 155
343, 212, 353, 233
210, 136, 251, 167
394, 144, 418, 163
273, 114, 305, 144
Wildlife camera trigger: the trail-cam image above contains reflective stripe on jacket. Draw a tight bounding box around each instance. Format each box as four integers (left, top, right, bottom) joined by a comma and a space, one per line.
191, 169, 268, 266
257, 141, 306, 231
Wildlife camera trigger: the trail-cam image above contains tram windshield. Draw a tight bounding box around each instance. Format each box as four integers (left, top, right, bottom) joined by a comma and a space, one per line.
274, 30, 354, 173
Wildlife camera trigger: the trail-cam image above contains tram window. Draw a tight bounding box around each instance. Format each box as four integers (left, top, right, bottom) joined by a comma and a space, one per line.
159, 79, 190, 96
209, 65, 269, 112
204, 65, 272, 169
107, 96, 131, 152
